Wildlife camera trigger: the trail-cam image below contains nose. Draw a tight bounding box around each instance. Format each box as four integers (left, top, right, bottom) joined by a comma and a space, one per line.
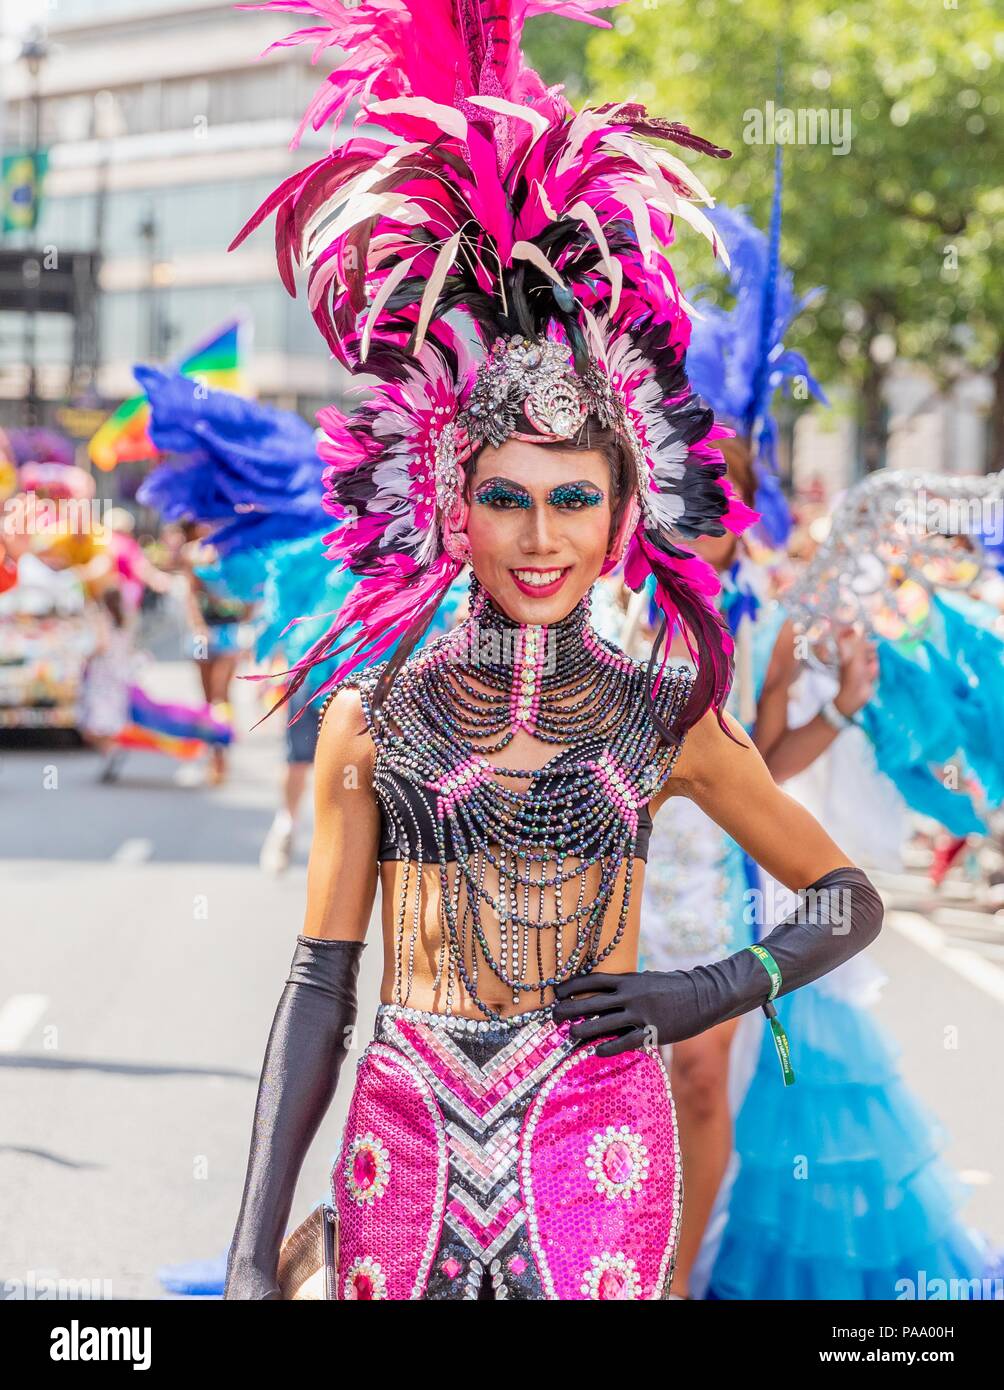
519, 502, 563, 557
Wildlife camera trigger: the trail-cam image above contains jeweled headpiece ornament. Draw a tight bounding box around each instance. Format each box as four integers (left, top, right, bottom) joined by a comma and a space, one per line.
231, 0, 760, 730
461, 336, 619, 448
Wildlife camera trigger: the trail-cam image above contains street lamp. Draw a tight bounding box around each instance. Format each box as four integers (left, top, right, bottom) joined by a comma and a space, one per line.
19, 26, 50, 427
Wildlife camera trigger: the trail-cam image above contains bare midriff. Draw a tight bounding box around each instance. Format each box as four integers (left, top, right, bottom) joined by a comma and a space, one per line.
377, 851, 647, 1019
375, 728, 651, 1020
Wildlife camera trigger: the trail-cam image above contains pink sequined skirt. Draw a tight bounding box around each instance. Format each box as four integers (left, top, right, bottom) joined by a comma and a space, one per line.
331, 1001, 683, 1300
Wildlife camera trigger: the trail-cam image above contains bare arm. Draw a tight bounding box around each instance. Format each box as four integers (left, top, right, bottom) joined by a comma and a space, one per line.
223, 685, 378, 1299
662, 704, 855, 890
135, 552, 174, 596
301, 686, 380, 941
756, 622, 879, 785
556, 701, 883, 1055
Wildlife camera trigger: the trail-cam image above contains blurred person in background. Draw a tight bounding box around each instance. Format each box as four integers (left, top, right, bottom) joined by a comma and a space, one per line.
75, 580, 136, 783
611, 436, 878, 1298
180, 522, 256, 785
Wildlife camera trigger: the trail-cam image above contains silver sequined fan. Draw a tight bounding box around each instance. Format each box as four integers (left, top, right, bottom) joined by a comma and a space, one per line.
785, 469, 1004, 666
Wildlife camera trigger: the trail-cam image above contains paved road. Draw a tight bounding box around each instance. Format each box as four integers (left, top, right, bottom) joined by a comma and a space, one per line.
1, 659, 1001, 1298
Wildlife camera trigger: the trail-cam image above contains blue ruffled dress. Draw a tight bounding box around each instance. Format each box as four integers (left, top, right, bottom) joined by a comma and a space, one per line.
706, 975, 993, 1299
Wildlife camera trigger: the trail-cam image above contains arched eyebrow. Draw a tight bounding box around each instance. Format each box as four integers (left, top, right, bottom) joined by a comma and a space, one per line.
473, 476, 533, 503
473, 476, 606, 505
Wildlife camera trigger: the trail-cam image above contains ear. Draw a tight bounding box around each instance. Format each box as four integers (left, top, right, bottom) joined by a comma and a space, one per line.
442, 495, 472, 563
600, 494, 640, 576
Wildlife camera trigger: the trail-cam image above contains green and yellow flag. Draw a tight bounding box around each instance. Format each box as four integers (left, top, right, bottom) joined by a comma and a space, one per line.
2, 151, 48, 233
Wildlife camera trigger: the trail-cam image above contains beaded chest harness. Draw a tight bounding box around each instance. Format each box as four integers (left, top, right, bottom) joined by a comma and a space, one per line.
320, 576, 694, 1021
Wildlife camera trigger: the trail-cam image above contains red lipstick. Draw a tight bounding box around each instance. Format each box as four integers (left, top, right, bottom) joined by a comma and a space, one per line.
509, 567, 571, 598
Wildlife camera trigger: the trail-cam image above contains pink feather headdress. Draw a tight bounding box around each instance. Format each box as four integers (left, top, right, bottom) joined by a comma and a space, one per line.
231, 0, 759, 730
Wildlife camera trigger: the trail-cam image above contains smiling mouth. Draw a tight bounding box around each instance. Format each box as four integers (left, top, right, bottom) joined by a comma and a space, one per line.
509, 566, 571, 594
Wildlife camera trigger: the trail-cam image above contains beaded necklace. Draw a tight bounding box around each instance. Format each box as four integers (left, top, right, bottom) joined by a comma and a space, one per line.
329, 573, 693, 1021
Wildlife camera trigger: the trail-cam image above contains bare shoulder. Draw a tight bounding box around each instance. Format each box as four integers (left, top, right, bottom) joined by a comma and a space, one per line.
653, 702, 755, 809
315, 683, 377, 792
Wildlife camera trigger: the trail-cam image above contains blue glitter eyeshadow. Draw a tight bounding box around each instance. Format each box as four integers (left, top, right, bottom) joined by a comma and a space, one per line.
474, 481, 532, 508
548, 483, 603, 508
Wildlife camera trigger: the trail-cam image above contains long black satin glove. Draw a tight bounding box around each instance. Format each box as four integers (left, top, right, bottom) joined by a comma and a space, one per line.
553, 866, 883, 1059
223, 935, 365, 1299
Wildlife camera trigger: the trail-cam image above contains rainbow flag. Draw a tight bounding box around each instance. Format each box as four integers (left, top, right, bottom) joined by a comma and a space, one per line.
113, 725, 207, 762
89, 318, 249, 471
112, 686, 234, 761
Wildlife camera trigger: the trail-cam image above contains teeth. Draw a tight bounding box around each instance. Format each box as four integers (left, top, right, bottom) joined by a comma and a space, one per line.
514, 569, 563, 587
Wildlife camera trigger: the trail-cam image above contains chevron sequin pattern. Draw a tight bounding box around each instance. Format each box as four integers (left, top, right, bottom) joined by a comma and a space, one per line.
374, 1003, 573, 1299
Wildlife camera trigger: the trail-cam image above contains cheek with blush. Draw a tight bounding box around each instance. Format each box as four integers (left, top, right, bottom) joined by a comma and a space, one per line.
574, 499, 616, 571
465, 500, 525, 592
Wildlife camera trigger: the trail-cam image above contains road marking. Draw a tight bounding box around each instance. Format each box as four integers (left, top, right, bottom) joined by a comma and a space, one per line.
888, 910, 1004, 1006
0, 993, 48, 1050
958, 1169, 993, 1186
112, 838, 153, 865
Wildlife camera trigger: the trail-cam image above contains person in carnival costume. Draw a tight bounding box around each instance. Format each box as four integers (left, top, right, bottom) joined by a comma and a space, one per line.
701, 481, 1004, 1301
221, 0, 884, 1301
626, 179, 1000, 1297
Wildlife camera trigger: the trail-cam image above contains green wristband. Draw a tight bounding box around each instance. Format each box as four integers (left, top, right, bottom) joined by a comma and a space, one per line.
746, 945, 795, 1086
748, 944, 782, 999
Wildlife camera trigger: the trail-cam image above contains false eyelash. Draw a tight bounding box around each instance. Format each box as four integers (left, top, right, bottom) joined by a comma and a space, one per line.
474, 483, 532, 508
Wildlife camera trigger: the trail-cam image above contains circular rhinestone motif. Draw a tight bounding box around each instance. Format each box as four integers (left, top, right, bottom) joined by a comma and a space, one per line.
343, 1131, 391, 1206
585, 1124, 650, 1199
343, 1255, 388, 1300
581, 1251, 642, 1300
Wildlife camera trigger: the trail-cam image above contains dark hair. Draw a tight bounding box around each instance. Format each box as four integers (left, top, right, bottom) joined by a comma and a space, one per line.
714, 436, 758, 510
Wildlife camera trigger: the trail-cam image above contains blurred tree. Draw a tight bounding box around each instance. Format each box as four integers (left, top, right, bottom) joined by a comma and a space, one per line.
527, 0, 1001, 476
523, 11, 598, 104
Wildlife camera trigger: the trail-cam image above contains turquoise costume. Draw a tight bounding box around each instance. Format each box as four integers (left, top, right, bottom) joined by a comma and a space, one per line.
614, 556, 998, 1299
672, 576, 997, 1300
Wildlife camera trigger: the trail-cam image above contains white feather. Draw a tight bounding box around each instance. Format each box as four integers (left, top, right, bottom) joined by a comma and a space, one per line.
556, 108, 610, 179
580, 305, 608, 361
511, 240, 566, 287
300, 142, 426, 254
533, 179, 558, 221
647, 489, 686, 530
604, 134, 731, 271
366, 98, 468, 142
568, 199, 622, 317
361, 253, 421, 362
305, 191, 410, 269
617, 184, 653, 263
413, 230, 462, 355
466, 96, 550, 143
